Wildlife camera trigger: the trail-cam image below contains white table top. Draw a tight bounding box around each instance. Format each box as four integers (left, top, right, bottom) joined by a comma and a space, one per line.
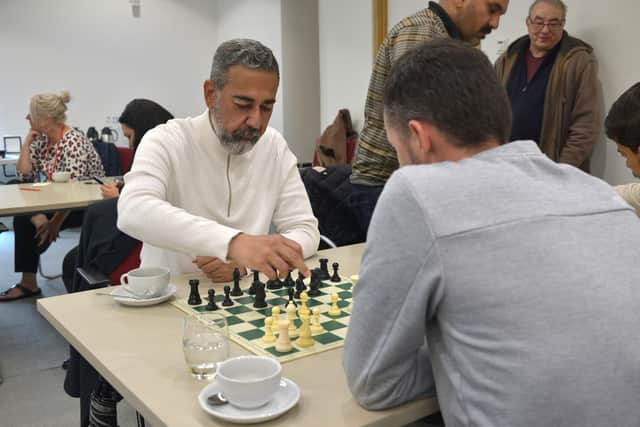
0, 180, 103, 216
38, 244, 438, 427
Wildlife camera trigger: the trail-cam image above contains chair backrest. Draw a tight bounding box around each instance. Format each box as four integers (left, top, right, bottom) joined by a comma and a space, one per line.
117, 147, 134, 174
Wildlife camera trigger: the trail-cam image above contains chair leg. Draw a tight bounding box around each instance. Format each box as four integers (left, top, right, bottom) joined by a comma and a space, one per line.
38, 259, 62, 280
136, 411, 146, 427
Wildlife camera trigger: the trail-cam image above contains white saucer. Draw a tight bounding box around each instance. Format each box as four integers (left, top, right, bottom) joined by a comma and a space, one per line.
198, 377, 300, 424
110, 284, 176, 307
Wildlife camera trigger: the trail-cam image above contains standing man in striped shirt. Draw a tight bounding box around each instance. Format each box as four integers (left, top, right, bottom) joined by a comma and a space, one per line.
349, 0, 510, 237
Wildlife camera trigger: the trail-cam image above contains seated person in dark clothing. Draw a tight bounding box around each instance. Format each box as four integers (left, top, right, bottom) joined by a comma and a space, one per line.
62, 99, 173, 292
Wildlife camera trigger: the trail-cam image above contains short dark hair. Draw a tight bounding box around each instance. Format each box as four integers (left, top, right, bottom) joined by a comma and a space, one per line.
383, 38, 512, 148
210, 39, 280, 90
605, 82, 640, 152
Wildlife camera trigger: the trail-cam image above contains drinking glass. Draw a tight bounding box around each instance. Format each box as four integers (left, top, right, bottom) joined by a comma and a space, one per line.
182, 314, 229, 380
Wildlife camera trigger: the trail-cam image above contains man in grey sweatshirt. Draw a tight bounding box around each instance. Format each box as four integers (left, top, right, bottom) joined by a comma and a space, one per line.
343, 38, 640, 427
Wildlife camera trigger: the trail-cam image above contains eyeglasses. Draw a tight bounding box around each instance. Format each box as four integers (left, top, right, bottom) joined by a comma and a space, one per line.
527, 17, 564, 31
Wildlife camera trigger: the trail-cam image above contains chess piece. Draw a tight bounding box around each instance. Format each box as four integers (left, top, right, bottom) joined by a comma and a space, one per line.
299, 291, 310, 317
188, 279, 202, 305
271, 306, 281, 323
266, 268, 283, 290
296, 314, 314, 348
331, 262, 341, 282
286, 302, 299, 338
294, 273, 307, 299
222, 285, 234, 307
284, 270, 295, 288
318, 258, 330, 280
275, 319, 293, 353
253, 282, 268, 308
308, 269, 322, 297
261, 317, 276, 343
249, 270, 261, 295
328, 292, 341, 317
231, 268, 243, 296
206, 289, 219, 311
310, 307, 325, 335
287, 287, 297, 307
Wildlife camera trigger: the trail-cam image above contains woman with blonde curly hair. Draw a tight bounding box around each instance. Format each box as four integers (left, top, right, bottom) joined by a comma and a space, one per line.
1, 91, 105, 302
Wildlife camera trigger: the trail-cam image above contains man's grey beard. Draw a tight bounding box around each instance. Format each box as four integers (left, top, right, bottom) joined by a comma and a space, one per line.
209, 108, 261, 155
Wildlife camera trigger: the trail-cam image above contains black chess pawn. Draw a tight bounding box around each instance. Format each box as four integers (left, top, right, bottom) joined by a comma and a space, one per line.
188, 279, 202, 305
222, 285, 234, 307
283, 270, 295, 288
296, 272, 307, 291
308, 268, 322, 297
206, 289, 219, 311
253, 282, 268, 308
287, 287, 297, 307
318, 258, 330, 280
331, 262, 341, 282
266, 268, 283, 290
231, 268, 243, 296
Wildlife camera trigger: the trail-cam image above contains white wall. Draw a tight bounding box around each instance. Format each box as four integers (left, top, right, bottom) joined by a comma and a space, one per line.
318, 0, 372, 133
0, 0, 218, 146
215, 0, 284, 133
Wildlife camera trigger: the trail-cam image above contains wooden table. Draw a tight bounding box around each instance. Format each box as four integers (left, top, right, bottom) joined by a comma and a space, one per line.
38, 244, 438, 427
0, 181, 103, 216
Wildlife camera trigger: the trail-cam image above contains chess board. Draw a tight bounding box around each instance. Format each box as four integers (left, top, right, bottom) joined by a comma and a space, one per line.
170, 277, 354, 363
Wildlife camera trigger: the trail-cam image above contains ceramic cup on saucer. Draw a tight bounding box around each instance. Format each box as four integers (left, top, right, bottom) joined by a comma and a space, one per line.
216, 356, 282, 409
52, 171, 71, 182
120, 267, 170, 298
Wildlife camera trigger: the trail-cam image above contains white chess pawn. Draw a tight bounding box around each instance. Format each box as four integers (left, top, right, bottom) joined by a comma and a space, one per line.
275, 319, 292, 353
299, 291, 310, 317
261, 316, 276, 343
286, 301, 299, 338
310, 307, 325, 335
296, 314, 314, 348
328, 292, 341, 317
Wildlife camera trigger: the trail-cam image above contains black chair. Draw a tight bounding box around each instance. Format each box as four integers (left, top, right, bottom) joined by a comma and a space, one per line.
2, 135, 22, 178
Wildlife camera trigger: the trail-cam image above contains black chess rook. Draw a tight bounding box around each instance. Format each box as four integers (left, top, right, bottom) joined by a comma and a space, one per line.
188, 279, 202, 305
318, 258, 330, 280
253, 282, 268, 308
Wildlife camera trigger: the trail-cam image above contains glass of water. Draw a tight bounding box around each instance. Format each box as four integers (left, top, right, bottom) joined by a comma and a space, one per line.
182, 314, 229, 380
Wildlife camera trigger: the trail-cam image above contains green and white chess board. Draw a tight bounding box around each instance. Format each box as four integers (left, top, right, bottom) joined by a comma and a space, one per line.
171, 277, 354, 363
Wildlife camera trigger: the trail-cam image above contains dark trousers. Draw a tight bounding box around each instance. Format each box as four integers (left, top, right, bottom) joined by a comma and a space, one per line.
13, 211, 84, 274
348, 183, 384, 239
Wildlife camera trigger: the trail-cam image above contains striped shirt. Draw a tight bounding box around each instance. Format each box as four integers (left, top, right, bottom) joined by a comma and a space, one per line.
351, 4, 458, 186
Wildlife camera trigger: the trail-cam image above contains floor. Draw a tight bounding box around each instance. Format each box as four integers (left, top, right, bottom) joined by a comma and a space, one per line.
0, 217, 139, 427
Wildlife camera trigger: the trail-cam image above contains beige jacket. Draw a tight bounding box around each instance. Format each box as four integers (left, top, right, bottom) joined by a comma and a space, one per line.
496, 33, 603, 172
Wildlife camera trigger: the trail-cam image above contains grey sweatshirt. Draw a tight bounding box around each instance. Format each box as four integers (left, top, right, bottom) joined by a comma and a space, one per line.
343, 141, 640, 427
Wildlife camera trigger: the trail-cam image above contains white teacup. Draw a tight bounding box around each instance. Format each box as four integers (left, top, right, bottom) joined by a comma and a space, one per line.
52, 171, 71, 182
120, 267, 170, 298
216, 356, 282, 409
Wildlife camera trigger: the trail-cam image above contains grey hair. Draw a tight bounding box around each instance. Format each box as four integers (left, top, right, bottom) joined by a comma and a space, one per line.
30, 91, 71, 125
210, 39, 279, 90
529, 0, 567, 20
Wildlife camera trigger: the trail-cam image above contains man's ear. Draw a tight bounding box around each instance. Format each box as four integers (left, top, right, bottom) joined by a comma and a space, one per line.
408, 119, 433, 159
203, 80, 216, 109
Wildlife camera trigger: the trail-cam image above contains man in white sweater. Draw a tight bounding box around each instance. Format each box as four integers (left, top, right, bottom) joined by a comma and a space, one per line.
118, 39, 319, 280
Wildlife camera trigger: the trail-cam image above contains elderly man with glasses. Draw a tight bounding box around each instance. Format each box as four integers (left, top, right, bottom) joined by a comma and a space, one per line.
496, 0, 602, 173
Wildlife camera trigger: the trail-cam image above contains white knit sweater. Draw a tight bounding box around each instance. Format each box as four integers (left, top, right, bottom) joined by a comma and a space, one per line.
117, 111, 319, 275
